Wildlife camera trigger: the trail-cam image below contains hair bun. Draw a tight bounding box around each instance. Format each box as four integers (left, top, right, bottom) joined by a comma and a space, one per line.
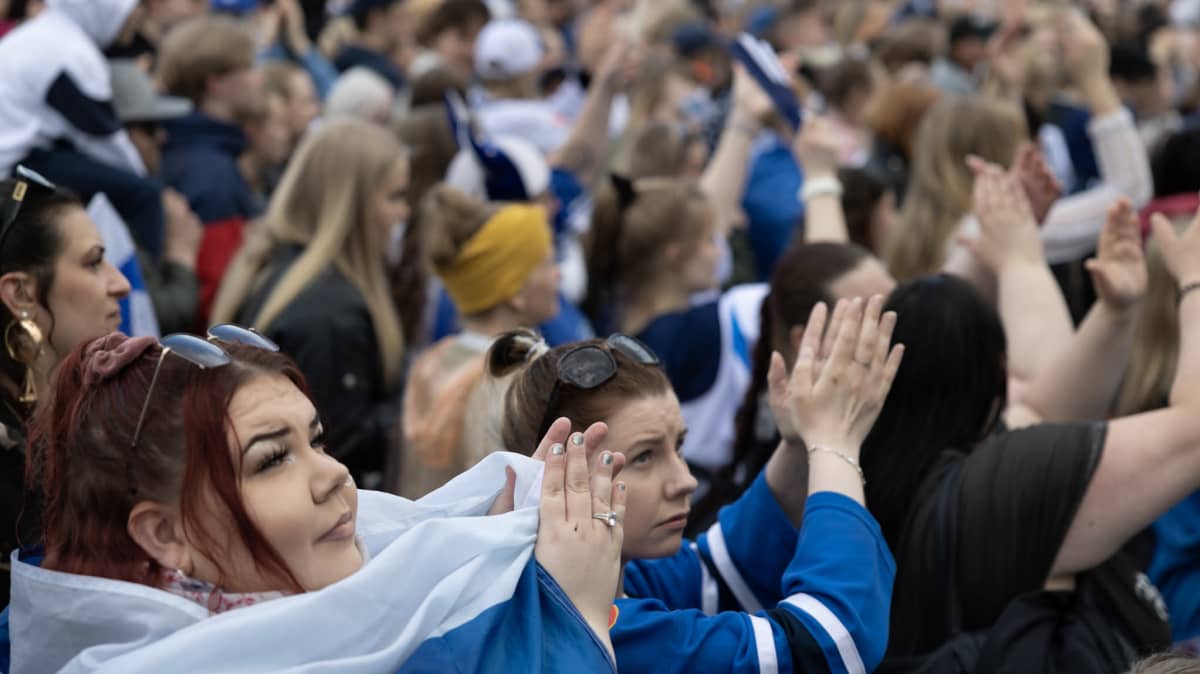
487, 328, 549, 378
81, 333, 157, 387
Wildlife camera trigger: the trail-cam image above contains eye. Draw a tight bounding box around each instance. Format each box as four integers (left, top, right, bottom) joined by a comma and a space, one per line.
256, 447, 292, 473
630, 449, 654, 466
311, 430, 327, 453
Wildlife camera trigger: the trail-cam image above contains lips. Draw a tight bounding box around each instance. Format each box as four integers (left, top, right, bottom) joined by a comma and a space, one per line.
317, 511, 355, 543
657, 512, 689, 530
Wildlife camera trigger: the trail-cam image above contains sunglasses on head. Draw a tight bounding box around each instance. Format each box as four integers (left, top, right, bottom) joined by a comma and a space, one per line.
536, 334, 661, 440
0, 166, 57, 258
129, 324, 280, 454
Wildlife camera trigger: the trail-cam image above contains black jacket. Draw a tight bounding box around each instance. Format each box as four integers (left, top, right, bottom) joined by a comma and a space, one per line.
238, 246, 400, 481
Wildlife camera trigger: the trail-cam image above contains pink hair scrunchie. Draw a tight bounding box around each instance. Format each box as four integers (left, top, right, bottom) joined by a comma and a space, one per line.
81, 333, 158, 387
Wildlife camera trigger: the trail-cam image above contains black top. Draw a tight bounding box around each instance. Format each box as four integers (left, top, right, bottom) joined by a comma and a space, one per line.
889, 422, 1169, 657
238, 246, 400, 481
0, 400, 39, 608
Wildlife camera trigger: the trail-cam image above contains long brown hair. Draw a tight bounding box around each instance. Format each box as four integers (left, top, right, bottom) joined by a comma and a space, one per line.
30, 336, 311, 593
487, 330, 671, 454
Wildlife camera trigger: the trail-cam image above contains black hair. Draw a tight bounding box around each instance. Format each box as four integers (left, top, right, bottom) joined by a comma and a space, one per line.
1152, 126, 1200, 198
839, 167, 889, 252
0, 179, 80, 416
351, 0, 401, 32
417, 0, 490, 45
861, 274, 1008, 549
1109, 43, 1158, 83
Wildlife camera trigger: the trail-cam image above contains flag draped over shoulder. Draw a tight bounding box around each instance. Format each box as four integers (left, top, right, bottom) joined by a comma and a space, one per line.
9, 453, 615, 674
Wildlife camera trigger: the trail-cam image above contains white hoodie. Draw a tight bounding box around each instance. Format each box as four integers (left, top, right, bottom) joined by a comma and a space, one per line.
0, 0, 146, 176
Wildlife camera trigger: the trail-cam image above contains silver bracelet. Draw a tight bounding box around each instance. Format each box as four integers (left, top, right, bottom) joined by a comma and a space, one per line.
807, 446, 865, 485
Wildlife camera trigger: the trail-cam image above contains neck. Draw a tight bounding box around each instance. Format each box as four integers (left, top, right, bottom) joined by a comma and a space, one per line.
356, 29, 390, 55
200, 98, 237, 124
620, 279, 692, 335
461, 306, 532, 338
238, 153, 264, 194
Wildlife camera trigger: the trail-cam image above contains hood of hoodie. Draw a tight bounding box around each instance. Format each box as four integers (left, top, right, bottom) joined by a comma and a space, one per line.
162, 111, 249, 156
46, 0, 140, 48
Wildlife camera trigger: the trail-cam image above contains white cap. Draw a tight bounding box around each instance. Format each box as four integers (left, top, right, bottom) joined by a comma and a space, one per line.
444, 135, 550, 201
473, 18, 543, 81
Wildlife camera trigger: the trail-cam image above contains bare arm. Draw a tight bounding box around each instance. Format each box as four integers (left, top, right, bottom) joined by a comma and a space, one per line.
550, 43, 633, 186
1052, 211, 1200, 577
791, 117, 849, 243
1016, 199, 1146, 423
700, 66, 772, 235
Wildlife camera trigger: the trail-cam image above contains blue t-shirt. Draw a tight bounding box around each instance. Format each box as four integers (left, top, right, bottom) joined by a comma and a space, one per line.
1150, 491, 1200, 641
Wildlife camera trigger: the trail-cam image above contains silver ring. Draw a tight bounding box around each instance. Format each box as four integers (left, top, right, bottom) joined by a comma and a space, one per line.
592, 512, 619, 528
854, 359, 871, 368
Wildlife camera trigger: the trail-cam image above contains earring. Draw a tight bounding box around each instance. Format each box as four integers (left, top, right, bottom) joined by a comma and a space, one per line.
4, 310, 43, 405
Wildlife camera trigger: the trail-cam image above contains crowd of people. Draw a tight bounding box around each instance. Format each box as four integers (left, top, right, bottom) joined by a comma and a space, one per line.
1, 0, 1200, 671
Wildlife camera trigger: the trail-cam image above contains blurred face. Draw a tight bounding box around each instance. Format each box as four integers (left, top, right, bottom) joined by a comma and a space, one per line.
381, 2, 411, 51
867, 190, 898, 254
369, 158, 411, 252
433, 20, 485, 78
512, 239, 561, 325
598, 393, 697, 561
675, 218, 722, 294
776, 9, 830, 53
207, 375, 361, 592
248, 94, 293, 167
39, 209, 131, 359
285, 71, 320, 141
829, 257, 896, 301
212, 62, 266, 121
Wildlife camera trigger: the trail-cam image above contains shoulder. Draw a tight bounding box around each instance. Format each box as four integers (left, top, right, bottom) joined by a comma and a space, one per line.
639, 302, 721, 402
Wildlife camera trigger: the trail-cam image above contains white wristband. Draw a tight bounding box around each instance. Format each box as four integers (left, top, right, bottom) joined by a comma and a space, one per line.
799, 176, 843, 203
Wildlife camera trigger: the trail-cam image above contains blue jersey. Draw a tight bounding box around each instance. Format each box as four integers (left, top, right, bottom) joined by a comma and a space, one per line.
615, 489, 894, 674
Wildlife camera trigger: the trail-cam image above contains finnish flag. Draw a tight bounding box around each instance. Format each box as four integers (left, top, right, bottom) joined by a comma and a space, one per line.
87, 193, 160, 338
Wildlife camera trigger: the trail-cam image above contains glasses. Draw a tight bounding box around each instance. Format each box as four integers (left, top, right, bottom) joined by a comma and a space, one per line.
0, 166, 57, 258
536, 334, 661, 440
129, 324, 279, 454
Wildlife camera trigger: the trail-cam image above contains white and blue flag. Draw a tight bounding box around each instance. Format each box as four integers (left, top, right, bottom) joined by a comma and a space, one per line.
87, 192, 159, 338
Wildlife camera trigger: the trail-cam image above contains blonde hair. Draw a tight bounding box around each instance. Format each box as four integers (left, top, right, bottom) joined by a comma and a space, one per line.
886, 96, 1026, 280
211, 119, 407, 386
157, 15, 256, 104
1116, 216, 1187, 416
419, 184, 495, 272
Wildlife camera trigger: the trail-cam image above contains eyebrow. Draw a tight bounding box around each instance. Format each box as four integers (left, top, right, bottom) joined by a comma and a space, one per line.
242, 427, 290, 455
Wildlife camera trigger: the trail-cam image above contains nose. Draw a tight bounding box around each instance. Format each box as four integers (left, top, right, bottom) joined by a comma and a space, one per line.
663, 451, 699, 501
108, 264, 132, 299
313, 451, 353, 503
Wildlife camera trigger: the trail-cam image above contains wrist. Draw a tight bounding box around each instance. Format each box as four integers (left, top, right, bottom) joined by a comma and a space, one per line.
727, 110, 761, 137
798, 175, 843, 203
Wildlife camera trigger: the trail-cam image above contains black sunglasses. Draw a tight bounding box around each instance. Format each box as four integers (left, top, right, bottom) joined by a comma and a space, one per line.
536, 334, 661, 440
0, 165, 57, 258
129, 324, 280, 454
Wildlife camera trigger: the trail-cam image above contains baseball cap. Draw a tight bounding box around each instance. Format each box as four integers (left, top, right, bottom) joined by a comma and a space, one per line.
109, 60, 193, 124
474, 18, 543, 80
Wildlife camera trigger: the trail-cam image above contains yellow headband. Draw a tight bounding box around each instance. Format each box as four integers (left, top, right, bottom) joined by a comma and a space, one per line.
439, 204, 553, 315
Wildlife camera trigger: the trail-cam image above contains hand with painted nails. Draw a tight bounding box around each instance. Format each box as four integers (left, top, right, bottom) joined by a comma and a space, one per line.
534, 425, 626, 659
491, 418, 626, 515
782, 296, 904, 462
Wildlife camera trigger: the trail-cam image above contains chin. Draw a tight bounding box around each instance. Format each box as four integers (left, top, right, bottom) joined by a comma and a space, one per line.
627, 532, 686, 561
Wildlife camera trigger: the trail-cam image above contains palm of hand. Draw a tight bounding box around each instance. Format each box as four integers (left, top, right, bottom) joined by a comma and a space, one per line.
1090, 201, 1148, 309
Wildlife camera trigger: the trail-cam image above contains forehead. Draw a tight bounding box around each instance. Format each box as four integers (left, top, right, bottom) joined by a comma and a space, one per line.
601, 392, 684, 444
830, 258, 896, 300
227, 375, 316, 437
54, 207, 102, 253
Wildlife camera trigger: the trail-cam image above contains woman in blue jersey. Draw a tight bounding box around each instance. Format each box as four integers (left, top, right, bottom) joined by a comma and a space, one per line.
488, 294, 905, 674
4, 328, 627, 672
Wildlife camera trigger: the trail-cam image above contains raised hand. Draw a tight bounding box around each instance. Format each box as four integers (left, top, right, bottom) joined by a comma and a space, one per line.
783, 295, 904, 457
1085, 198, 1148, 311
730, 64, 775, 126
534, 429, 626, 658
1152, 208, 1200, 288
791, 115, 842, 179
1011, 143, 1063, 225
962, 156, 1043, 271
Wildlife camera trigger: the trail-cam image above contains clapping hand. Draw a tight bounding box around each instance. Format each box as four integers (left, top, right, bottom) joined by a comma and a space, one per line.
1086, 198, 1148, 311
961, 156, 1044, 272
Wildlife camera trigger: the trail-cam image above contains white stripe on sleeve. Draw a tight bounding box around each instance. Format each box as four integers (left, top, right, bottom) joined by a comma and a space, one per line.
748, 614, 779, 674
690, 542, 719, 615
783, 592, 866, 674
705, 523, 764, 613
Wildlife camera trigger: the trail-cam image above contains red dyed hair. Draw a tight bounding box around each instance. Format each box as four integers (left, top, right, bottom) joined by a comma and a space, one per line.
27, 336, 312, 593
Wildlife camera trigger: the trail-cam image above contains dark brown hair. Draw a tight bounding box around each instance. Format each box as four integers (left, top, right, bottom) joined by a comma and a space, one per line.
31, 336, 311, 593
487, 330, 671, 454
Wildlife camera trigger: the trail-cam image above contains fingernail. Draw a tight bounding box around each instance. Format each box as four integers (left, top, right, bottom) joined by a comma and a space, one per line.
551, 443, 565, 456
571, 433, 585, 446
617, 483, 626, 493
601, 452, 613, 466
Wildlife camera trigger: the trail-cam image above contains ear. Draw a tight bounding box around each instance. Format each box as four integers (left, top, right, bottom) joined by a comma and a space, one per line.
127, 501, 194, 575
788, 324, 805, 353
0, 271, 37, 317
662, 242, 681, 266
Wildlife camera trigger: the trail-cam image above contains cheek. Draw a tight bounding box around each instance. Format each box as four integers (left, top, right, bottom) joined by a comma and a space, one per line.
240, 480, 313, 561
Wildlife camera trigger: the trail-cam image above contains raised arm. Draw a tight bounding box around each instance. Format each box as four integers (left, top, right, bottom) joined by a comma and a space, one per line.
1016, 198, 1147, 424
956, 160, 1074, 384
792, 117, 850, 244
1052, 208, 1200, 577
700, 66, 775, 236
550, 42, 637, 186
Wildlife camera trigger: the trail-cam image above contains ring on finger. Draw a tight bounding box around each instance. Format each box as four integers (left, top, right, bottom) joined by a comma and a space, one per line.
854, 359, 871, 368
592, 512, 619, 528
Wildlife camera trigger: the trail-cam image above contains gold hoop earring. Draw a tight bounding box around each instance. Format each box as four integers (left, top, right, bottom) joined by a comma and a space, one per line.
4, 310, 43, 405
